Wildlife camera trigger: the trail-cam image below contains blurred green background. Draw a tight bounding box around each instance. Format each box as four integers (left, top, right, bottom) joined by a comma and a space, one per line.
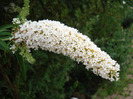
0, 0, 133, 99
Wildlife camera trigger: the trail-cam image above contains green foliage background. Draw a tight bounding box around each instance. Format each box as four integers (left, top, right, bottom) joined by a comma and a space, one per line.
0, 0, 133, 99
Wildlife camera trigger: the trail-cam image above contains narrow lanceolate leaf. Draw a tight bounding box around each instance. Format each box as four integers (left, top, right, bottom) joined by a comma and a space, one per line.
16, 52, 27, 81
0, 24, 12, 32
10, 19, 120, 81
0, 32, 11, 36
0, 40, 9, 52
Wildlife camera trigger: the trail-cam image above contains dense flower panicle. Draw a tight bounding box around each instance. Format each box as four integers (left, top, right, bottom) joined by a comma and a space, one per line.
10, 19, 120, 81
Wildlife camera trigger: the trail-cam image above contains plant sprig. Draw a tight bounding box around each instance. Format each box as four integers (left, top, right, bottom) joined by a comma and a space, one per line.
19, 0, 30, 23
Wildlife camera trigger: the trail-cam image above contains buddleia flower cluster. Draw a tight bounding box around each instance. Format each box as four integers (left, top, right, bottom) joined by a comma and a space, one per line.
10, 18, 120, 81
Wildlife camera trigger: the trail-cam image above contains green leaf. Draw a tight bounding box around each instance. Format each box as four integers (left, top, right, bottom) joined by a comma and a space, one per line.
16, 52, 27, 81
0, 32, 11, 36
0, 40, 9, 52
0, 24, 12, 32
0, 35, 11, 40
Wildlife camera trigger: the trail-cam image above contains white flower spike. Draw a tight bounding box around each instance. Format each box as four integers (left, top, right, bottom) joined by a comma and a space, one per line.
10, 19, 120, 81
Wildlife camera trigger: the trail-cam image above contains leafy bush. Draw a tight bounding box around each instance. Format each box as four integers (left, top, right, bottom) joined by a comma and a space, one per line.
0, 0, 132, 99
